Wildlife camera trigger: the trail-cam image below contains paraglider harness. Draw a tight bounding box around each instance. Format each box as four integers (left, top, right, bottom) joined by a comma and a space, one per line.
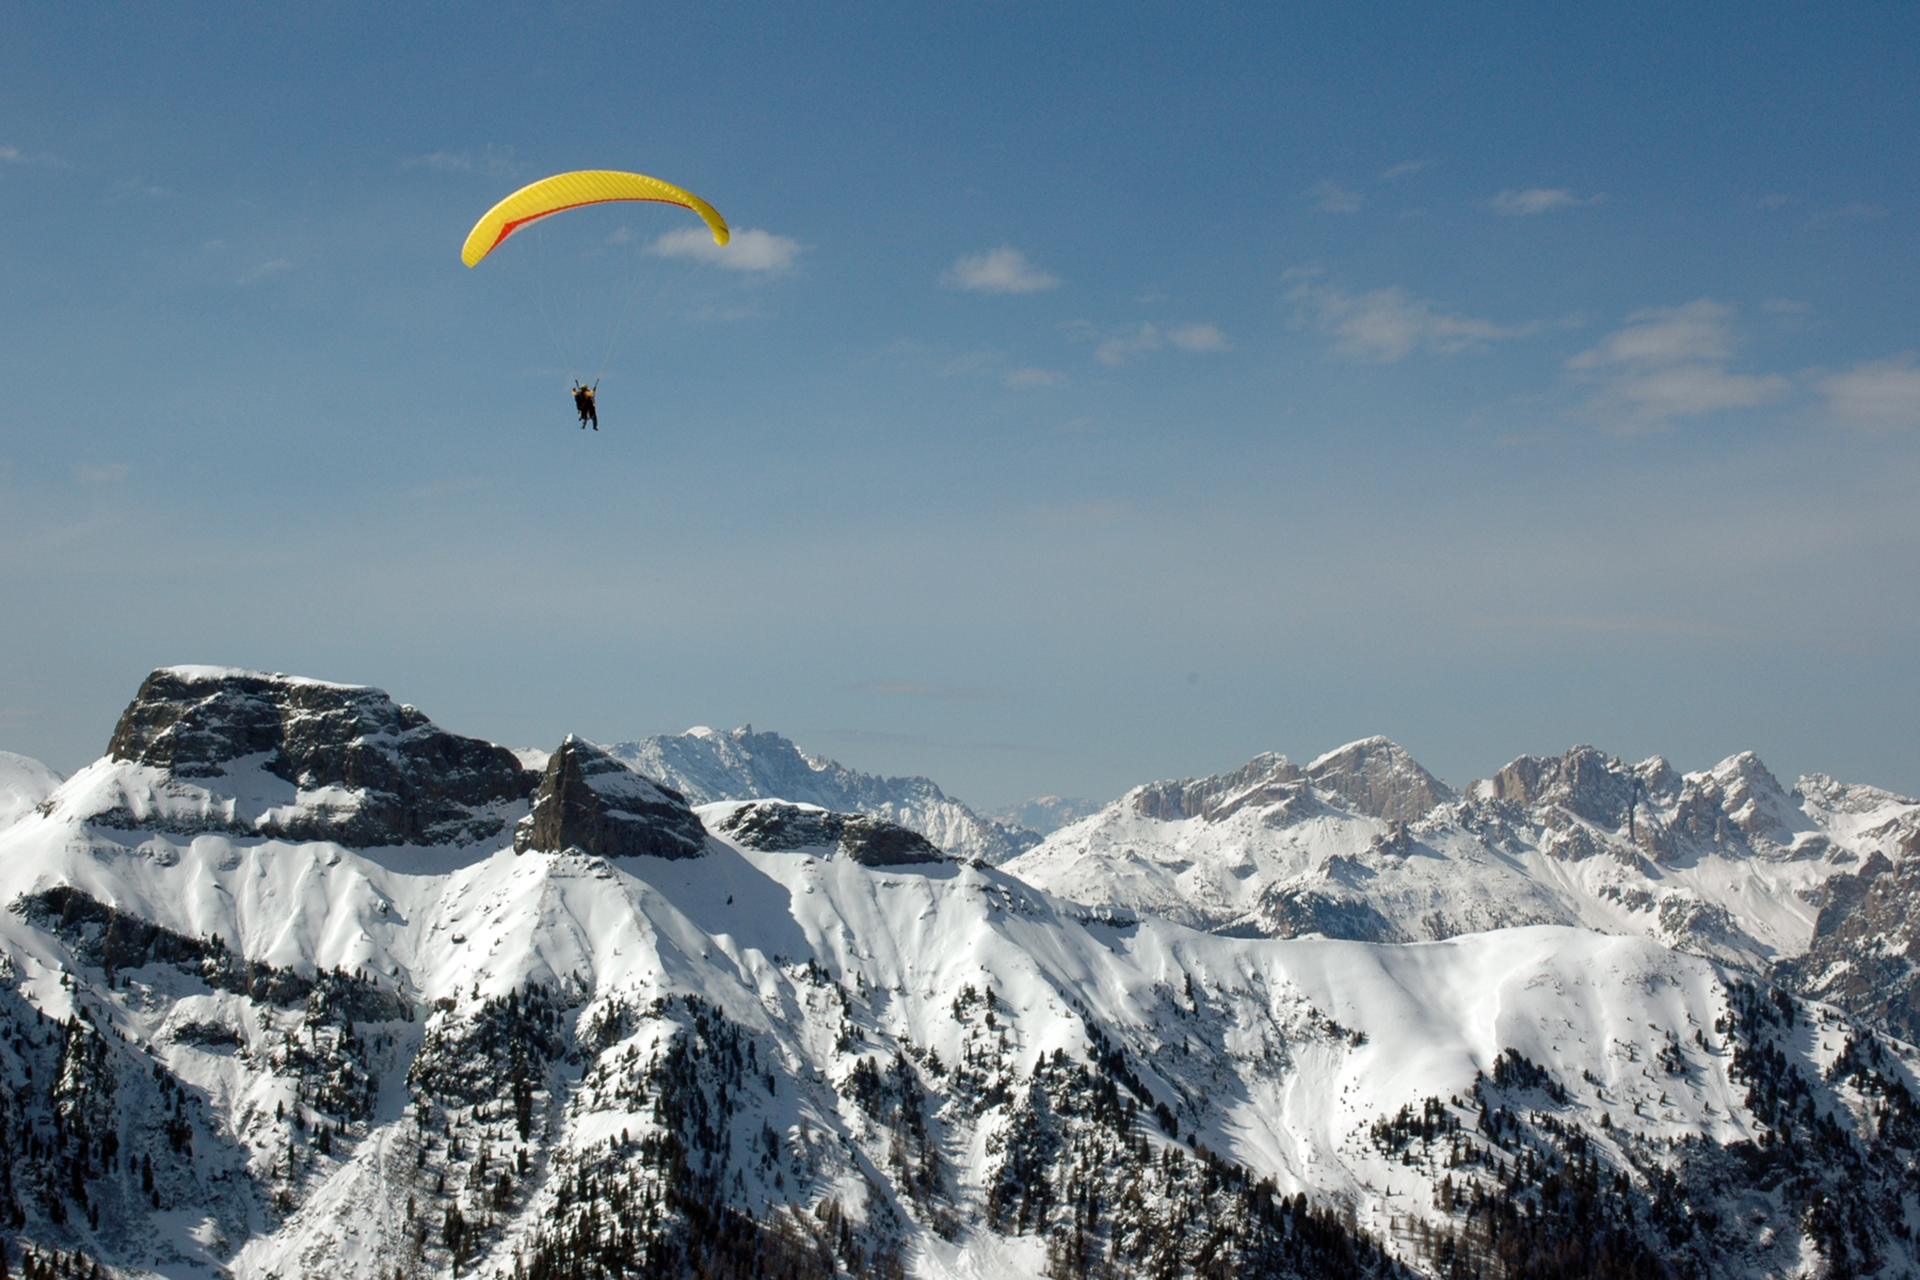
572, 379, 599, 430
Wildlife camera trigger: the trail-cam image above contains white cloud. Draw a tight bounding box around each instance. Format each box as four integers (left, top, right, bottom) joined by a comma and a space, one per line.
1005, 367, 1065, 388
1818, 354, 1920, 432
0, 145, 66, 168
1381, 159, 1431, 180
1288, 283, 1532, 361
1309, 180, 1363, 213
647, 226, 802, 272
941, 247, 1060, 294
1068, 320, 1230, 366
1567, 299, 1789, 427
237, 259, 292, 285
1605, 364, 1790, 424
1488, 187, 1600, 215
1808, 202, 1888, 228
1567, 299, 1734, 368
1168, 323, 1230, 352
1096, 324, 1162, 366
402, 145, 516, 177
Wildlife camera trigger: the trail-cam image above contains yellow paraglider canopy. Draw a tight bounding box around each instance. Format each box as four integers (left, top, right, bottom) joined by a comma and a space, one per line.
461, 170, 729, 267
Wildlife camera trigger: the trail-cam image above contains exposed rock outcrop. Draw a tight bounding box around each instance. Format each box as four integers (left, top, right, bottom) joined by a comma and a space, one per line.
708, 799, 948, 866
514, 736, 707, 860
1304, 736, 1457, 822
1132, 752, 1304, 823
98, 666, 534, 846
1782, 831, 1920, 1042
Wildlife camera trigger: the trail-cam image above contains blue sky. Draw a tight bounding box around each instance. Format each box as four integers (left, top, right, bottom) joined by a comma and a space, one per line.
3, 2, 1917, 806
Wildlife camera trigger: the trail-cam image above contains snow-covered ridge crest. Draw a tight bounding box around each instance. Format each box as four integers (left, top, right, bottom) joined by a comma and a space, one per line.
1010, 738, 1920, 1001
0, 750, 62, 831
608, 723, 1040, 862
157, 664, 371, 690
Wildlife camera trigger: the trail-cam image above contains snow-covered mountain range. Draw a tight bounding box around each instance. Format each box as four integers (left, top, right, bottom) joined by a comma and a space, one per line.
1005, 737, 1920, 1039
603, 725, 1041, 863
0, 668, 1915, 1279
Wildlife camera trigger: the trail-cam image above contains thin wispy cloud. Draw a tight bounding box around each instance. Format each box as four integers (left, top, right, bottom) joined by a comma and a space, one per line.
1168, 322, 1230, 352
647, 226, 802, 272
941, 247, 1060, 294
1096, 325, 1161, 366
237, 259, 293, 285
1808, 202, 1888, 228
1077, 320, 1229, 366
1567, 299, 1734, 368
1380, 159, 1432, 180
1287, 283, 1537, 361
106, 177, 170, 202
1488, 187, 1601, 215
73, 463, 128, 485
1567, 299, 1789, 428
1817, 354, 1920, 432
402, 145, 517, 177
1309, 180, 1364, 213
1598, 364, 1789, 424
886, 342, 1061, 387
849, 680, 1013, 702
0, 144, 66, 168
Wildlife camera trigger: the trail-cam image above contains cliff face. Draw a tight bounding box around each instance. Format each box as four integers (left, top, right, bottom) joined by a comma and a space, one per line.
706, 799, 949, 866
95, 666, 535, 846
513, 735, 708, 860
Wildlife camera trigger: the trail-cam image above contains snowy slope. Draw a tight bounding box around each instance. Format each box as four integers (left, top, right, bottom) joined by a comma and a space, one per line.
990, 796, 1103, 836
607, 725, 1040, 862
1007, 740, 1920, 981
0, 670, 1915, 1278
0, 750, 61, 829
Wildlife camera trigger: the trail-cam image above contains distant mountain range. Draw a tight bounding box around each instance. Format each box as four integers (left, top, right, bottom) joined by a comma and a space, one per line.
600, 724, 1045, 863
1006, 735, 1920, 1038
0, 666, 1915, 1278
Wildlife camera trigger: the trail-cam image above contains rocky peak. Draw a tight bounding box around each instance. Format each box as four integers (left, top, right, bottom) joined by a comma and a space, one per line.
1129, 740, 1453, 828
1303, 736, 1456, 822
99, 667, 534, 846
707, 800, 948, 866
1130, 753, 1304, 823
514, 736, 707, 861
1686, 752, 1810, 848
1485, 746, 1637, 829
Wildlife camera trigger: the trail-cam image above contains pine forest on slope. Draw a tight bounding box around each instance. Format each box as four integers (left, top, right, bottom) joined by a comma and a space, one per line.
0, 667, 1914, 1280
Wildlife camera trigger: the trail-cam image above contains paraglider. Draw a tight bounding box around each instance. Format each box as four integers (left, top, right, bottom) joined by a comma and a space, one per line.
462, 170, 729, 429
